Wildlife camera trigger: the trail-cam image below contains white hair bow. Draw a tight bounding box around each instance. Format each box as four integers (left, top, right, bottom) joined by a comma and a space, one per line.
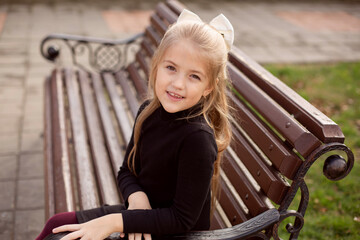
177, 9, 234, 51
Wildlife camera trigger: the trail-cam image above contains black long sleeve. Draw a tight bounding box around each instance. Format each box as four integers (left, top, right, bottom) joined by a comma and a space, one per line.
117, 102, 217, 236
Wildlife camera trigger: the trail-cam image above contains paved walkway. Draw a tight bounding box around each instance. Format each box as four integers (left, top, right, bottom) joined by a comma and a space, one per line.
0, 0, 359, 239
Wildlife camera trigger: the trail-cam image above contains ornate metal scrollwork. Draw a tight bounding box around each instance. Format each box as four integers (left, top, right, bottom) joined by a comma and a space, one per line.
40, 33, 143, 73
272, 142, 354, 239
272, 210, 305, 240
279, 142, 354, 213
306, 142, 354, 181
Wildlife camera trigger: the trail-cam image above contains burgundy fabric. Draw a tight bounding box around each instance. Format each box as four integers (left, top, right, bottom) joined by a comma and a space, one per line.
35, 212, 78, 240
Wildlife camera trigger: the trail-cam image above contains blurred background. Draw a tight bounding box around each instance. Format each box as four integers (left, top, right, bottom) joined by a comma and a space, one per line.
0, 0, 359, 239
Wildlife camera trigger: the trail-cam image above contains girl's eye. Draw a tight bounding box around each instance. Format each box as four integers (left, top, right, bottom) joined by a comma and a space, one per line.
190, 74, 201, 81
166, 65, 176, 71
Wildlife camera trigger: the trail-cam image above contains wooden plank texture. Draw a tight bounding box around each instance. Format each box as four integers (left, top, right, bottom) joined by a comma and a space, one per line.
229, 93, 302, 180
44, 74, 55, 219
91, 72, 124, 174
64, 69, 100, 209
228, 63, 321, 158
103, 72, 133, 144
52, 70, 75, 213
229, 48, 345, 144
78, 70, 121, 205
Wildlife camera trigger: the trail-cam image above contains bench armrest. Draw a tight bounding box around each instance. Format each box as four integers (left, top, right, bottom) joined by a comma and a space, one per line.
170, 208, 279, 240
40, 33, 144, 72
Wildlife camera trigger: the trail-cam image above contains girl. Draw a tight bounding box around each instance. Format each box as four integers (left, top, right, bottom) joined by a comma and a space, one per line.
36, 9, 234, 240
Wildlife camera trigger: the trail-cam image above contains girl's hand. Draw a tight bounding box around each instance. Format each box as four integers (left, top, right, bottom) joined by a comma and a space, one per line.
53, 214, 123, 240
124, 191, 152, 240
128, 232, 152, 240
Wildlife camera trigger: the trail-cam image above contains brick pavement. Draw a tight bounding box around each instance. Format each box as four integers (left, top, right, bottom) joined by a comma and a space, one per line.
0, 0, 359, 239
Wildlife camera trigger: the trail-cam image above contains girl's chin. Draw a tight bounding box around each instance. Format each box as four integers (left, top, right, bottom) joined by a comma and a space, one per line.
162, 105, 181, 113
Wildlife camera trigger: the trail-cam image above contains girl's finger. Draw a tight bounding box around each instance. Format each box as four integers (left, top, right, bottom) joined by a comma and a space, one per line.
53, 224, 81, 233
144, 233, 152, 240
59, 230, 83, 240
135, 233, 142, 240
128, 233, 135, 240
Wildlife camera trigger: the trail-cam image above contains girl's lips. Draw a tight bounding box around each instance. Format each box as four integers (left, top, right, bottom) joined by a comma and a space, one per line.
167, 91, 184, 101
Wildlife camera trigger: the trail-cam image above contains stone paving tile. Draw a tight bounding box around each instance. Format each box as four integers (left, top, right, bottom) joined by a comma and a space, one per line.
16, 178, 44, 209
0, 12, 6, 35
0, 55, 26, 66
82, 7, 114, 37
23, 115, 43, 133
276, 11, 360, 33
0, 155, 17, 181
14, 209, 44, 240
18, 153, 44, 179
0, 211, 14, 240
0, 133, 19, 155
240, 46, 278, 63
102, 10, 152, 34
20, 132, 43, 153
0, 39, 28, 55
0, 116, 21, 134
27, 64, 53, 77
0, 92, 22, 103
0, 76, 24, 88
24, 102, 43, 120
0, 102, 23, 116
0, 66, 26, 82
1, 11, 30, 38
0, 181, 15, 211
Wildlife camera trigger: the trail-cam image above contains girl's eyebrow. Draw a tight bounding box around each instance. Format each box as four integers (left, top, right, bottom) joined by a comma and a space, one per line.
163, 59, 177, 67
163, 59, 206, 77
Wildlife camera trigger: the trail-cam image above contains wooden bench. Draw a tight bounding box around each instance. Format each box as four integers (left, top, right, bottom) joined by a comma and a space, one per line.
40, 0, 355, 239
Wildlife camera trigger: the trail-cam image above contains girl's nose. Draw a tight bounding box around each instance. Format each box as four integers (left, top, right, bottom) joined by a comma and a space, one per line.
172, 74, 185, 89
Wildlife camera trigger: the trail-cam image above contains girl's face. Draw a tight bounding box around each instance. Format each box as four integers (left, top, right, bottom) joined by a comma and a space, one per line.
155, 39, 213, 113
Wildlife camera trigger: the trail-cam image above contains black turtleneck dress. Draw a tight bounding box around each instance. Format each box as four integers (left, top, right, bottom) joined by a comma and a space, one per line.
77, 101, 218, 237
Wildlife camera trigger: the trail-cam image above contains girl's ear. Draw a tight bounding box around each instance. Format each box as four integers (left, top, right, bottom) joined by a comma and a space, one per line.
203, 88, 213, 97
203, 78, 219, 97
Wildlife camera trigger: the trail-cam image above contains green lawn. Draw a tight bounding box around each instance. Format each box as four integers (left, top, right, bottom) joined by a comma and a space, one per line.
264, 62, 360, 239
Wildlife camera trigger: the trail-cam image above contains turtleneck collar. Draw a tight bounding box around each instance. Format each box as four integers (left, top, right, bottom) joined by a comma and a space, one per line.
159, 103, 203, 121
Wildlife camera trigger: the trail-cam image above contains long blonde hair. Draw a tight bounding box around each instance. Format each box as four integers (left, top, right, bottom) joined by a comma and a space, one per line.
128, 20, 232, 213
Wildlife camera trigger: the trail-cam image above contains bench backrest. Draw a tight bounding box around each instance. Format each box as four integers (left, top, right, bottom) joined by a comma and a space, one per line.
45, 0, 347, 232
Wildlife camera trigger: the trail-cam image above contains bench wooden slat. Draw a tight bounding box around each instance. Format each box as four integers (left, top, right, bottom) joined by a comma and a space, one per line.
229, 48, 345, 144
136, 51, 150, 78
50, 70, 76, 214
228, 64, 321, 158
210, 211, 227, 230
156, 2, 178, 25
231, 127, 289, 205
127, 63, 148, 99
115, 71, 140, 118
219, 179, 249, 225
150, 14, 167, 36
166, 0, 185, 16
229, 93, 302, 180
141, 38, 155, 58
78, 70, 121, 206
222, 151, 270, 217
91, 72, 124, 175
64, 69, 100, 209
103, 72, 133, 144
145, 26, 162, 47
44, 75, 55, 219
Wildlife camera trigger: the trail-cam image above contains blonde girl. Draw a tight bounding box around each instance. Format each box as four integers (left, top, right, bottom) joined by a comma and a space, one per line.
36, 9, 233, 240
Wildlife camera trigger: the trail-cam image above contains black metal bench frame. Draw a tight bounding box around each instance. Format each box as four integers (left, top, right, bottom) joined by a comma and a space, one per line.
40, 1, 355, 239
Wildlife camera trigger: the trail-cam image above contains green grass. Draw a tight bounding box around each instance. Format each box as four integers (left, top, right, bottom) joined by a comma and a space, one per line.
264, 62, 360, 240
